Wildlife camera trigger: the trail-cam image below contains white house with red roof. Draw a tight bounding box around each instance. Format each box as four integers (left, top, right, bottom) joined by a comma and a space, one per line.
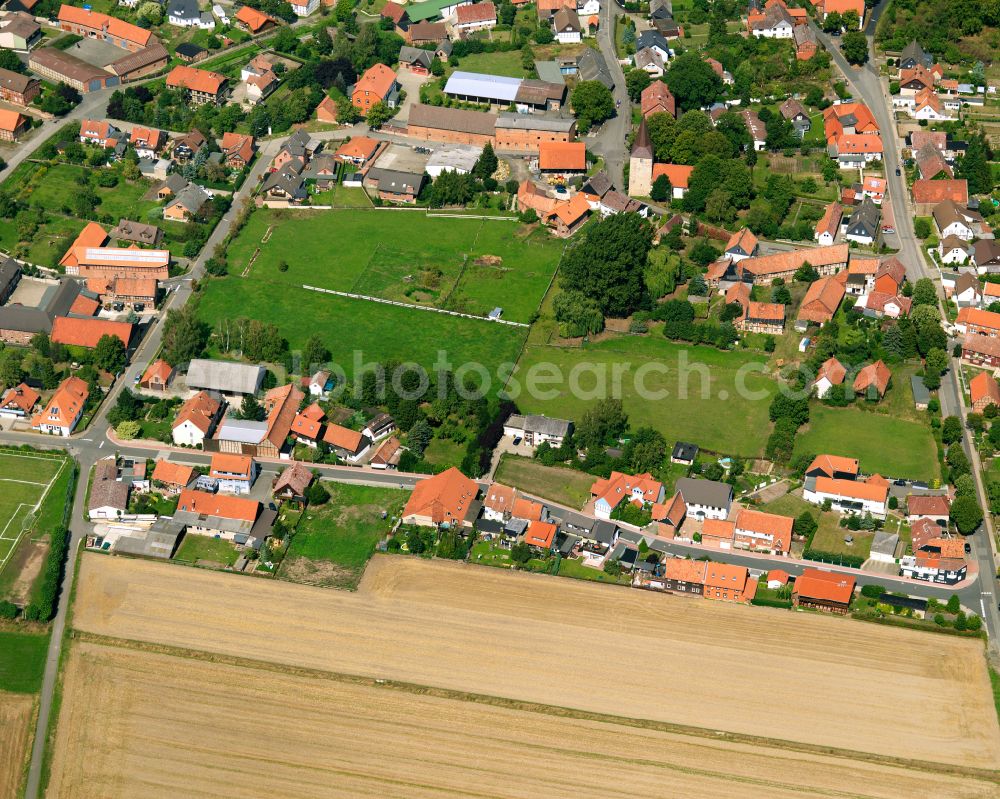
590, 471, 664, 519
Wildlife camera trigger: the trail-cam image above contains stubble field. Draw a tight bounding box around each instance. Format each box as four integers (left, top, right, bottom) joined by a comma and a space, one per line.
50, 554, 1000, 798
0, 690, 34, 799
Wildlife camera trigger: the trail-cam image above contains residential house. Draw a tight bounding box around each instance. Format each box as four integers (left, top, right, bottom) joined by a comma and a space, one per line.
590, 471, 665, 519
398, 46, 433, 75
733, 508, 793, 556
165, 65, 227, 105
955, 307, 1000, 336
844, 198, 880, 245
724, 228, 758, 263
80, 118, 123, 148
670, 441, 698, 466
805, 453, 859, 480
362, 413, 396, 441
950, 272, 981, 306
370, 437, 402, 470
803, 475, 888, 518
167, 0, 214, 27
322, 424, 373, 462
971, 370, 1000, 412
174, 489, 273, 549
151, 460, 195, 494
260, 159, 308, 203
793, 23, 817, 60
523, 520, 557, 552
128, 126, 166, 159
172, 129, 207, 162
641, 80, 675, 118
974, 240, 1000, 274
899, 64, 935, 95
0, 12, 41, 51
650, 492, 686, 536
139, 359, 174, 391
860, 175, 887, 204
273, 462, 314, 505
738, 243, 848, 284
503, 413, 572, 448
551, 7, 582, 43
633, 47, 664, 79
661, 558, 707, 596
962, 333, 1000, 368
289, 402, 324, 446
933, 200, 981, 241
939, 235, 971, 265
703, 562, 754, 603
749, 1, 794, 37
900, 553, 968, 585
797, 275, 845, 325
164, 183, 210, 222
673, 477, 732, 520
172, 390, 223, 446
915, 144, 952, 180
853, 359, 891, 400
89, 459, 130, 520
454, 2, 497, 34
352, 63, 399, 112
209, 453, 258, 495
401, 466, 478, 528
899, 40, 932, 71
814, 201, 842, 245
220, 132, 256, 169
550, 192, 591, 236
31, 376, 88, 437
905, 494, 950, 525
741, 108, 767, 151
365, 168, 426, 204
51, 317, 132, 349
792, 569, 855, 613
483, 483, 517, 522
235, 5, 279, 33
779, 97, 811, 137
0, 383, 39, 418
315, 95, 339, 123
0, 109, 29, 142
635, 29, 670, 61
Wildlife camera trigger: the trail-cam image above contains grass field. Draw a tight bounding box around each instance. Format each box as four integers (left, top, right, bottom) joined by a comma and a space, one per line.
0, 452, 68, 577
494, 455, 595, 509
52, 553, 1000, 798
0, 629, 48, 693
280, 483, 407, 589
219, 209, 562, 323
197, 277, 528, 380
174, 534, 241, 566
513, 336, 777, 457
793, 406, 939, 482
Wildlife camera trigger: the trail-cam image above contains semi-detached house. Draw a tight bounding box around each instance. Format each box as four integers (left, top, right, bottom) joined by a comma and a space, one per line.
31, 376, 88, 437
166, 65, 227, 105
803, 475, 889, 518
209, 453, 258, 495
590, 471, 665, 520
673, 477, 732, 521
174, 488, 274, 549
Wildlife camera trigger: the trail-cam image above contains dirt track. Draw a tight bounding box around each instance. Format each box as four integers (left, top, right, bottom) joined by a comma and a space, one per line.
69, 554, 1000, 769
46, 642, 1000, 799
0, 690, 33, 799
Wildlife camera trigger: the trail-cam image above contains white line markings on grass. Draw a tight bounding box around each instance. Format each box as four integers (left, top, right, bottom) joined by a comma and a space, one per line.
0, 458, 66, 573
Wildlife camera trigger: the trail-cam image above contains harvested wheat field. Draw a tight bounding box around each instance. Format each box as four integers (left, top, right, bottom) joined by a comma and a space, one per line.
47, 641, 1000, 799
70, 554, 1000, 772
0, 690, 34, 798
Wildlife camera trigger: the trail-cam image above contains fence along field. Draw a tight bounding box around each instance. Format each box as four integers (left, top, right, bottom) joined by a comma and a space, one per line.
46, 641, 1000, 799
69, 554, 1000, 771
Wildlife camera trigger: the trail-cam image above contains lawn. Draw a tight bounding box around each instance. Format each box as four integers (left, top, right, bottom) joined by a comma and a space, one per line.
557, 555, 631, 584
449, 50, 529, 78
174, 534, 241, 566
221, 209, 562, 323
811, 523, 874, 559
312, 184, 372, 208
0, 452, 67, 569
423, 437, 466, 471
494, 455, 596, 509
0, 630, 48, 693
513, 334, 778, 457
197, 277, 527, 382
282, 483, 407, 588
793, 405, 939, 482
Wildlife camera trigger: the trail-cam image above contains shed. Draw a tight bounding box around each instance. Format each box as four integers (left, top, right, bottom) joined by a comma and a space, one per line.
910, 374, 930, 410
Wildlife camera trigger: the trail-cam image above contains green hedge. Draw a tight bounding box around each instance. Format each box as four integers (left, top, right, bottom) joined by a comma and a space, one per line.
751, 597, 792, 609
803, 548, 865, 569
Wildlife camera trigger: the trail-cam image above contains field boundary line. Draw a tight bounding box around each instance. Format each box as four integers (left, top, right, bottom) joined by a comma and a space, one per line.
69, 631, 1000, 786
300, 284, 529, 328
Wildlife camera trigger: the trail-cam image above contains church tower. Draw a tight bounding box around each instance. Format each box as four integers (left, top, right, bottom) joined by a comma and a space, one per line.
628, 118, 653, 197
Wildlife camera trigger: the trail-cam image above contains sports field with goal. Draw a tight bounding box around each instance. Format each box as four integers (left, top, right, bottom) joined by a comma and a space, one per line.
0, 451, 67, 572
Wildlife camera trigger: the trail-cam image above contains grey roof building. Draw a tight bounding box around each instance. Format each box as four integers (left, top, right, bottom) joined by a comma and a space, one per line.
0, 258, 20, 303
0, 278, 84, 340
900, 40, 932, 70
494, 114, 576, 133
112, 519, 184, 559
674, 477, 733, 511
399, 46, 433, 70
503, 413, 572, 439
845, 197, 881, 242
185, 359, 265, 396
870, 531, 900, 560
576, 47, 614, 89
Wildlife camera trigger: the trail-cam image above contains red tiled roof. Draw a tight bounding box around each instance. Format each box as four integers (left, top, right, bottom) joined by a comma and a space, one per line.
173, 390, 221, 434
735, 508, 793, 552
334, 136, 379, 162
59, 222, 108, 268
51, 316, 131, 348
322, 422, 363, 451
815, 357, 846, 386
807, 454, 859, 477
538, 141, 586, 171
0, 109, 26, 134
402, 466, 477, 525
210, 452, 254, 479
641, 81, 674, 117
353, 63, 397, 101
906, 494, 950, 517
853, 360, 891, 396
68, 294, 99, 316
957, 306, 1000, 331
151, 460, 195, 487
32, 376, 88, 430
814, 476, 888, 503
524, 520, 556, 549
912, 179, 968, 204
235, 5, 276, 31
0, 383, 39, 413
794, 568, 855, 604
971, 371, 1000, 408
456, 1, 496, 24
166, 65, 226, 95
797, 275, 845, 323
177, 488, 259, 522
651, 163, 693, 189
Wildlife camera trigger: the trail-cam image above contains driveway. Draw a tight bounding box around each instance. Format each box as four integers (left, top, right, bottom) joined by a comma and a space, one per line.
394, 67, 430, 125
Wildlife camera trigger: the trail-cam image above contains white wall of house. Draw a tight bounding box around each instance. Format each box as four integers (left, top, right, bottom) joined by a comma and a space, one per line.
172, 420, 206, 447
802, 487, 887, 519
684, 500, 729, 520
556, 29, 582, 44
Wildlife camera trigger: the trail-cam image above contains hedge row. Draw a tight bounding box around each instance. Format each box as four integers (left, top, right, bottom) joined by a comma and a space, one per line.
751, 597, 792, 609
802, 548, 865, 569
